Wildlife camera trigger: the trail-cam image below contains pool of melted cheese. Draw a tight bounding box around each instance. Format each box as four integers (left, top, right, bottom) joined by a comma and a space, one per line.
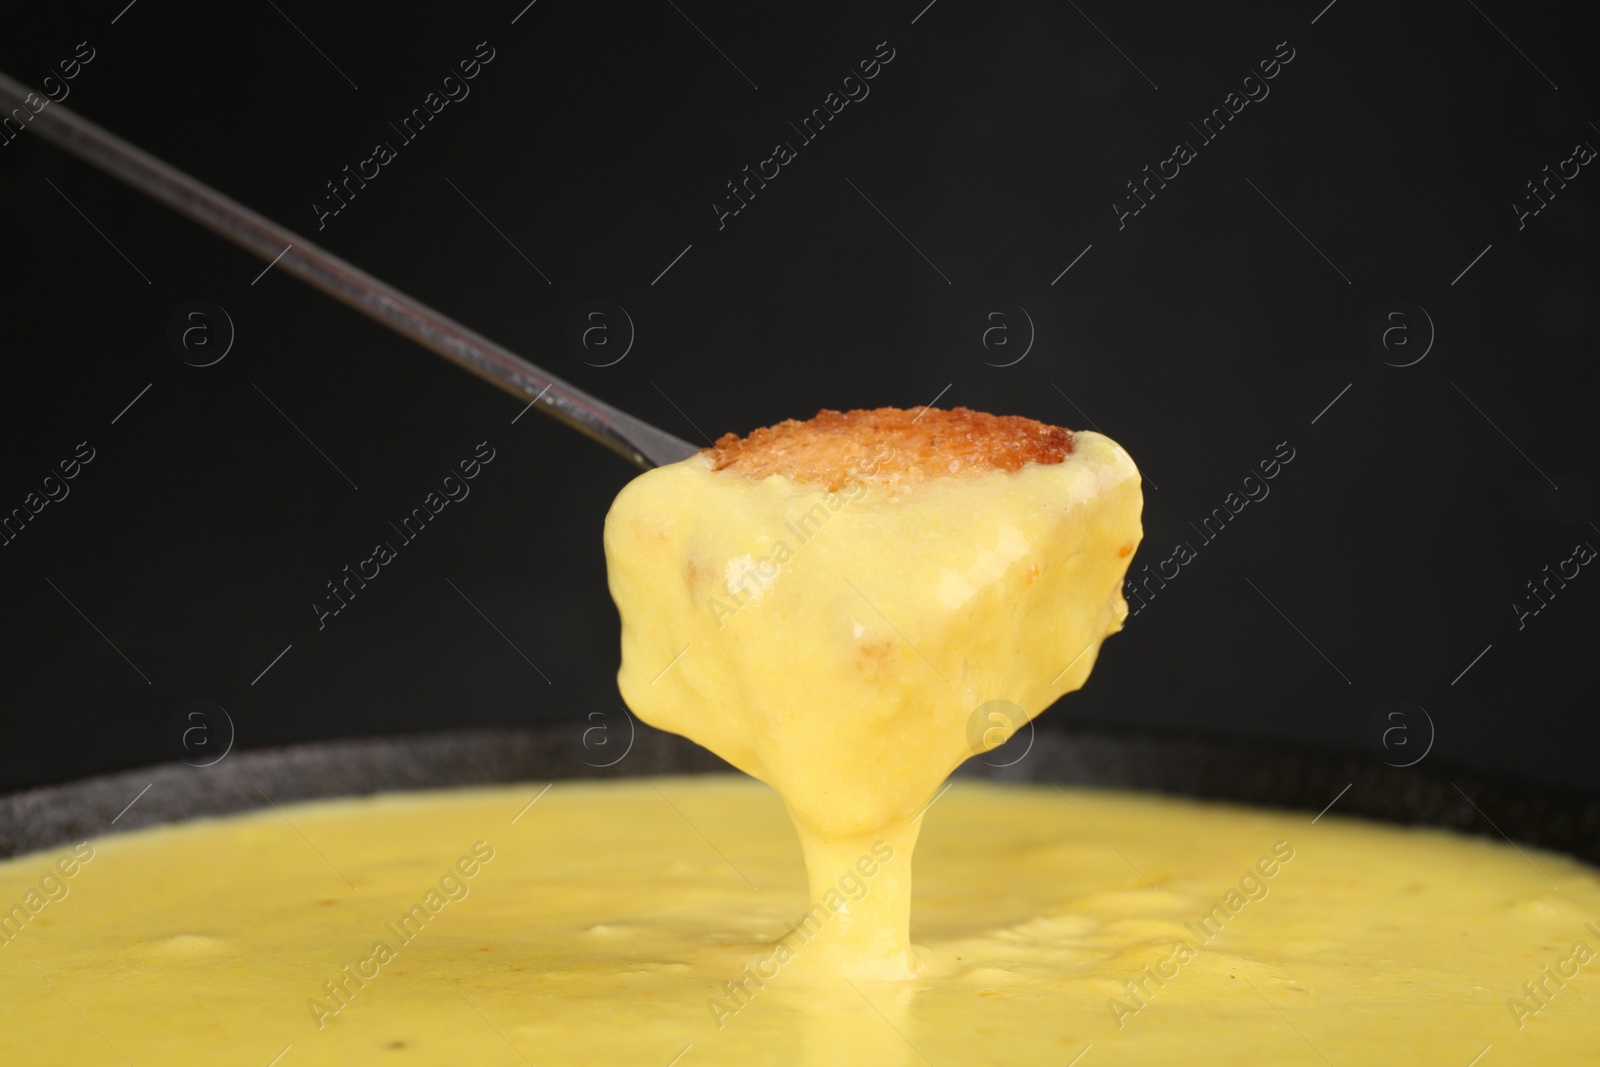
3, 777, 1597, 1065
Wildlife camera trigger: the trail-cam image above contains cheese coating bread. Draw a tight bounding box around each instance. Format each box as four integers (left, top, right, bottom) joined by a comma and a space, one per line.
605, 405, 1144, 977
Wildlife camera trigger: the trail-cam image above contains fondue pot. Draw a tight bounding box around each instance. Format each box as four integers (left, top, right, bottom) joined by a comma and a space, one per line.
5, 724, 1596, 865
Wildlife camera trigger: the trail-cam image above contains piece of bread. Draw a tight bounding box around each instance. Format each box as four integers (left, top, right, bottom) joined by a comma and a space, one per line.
605, 403, 1144, 978
703, 406, 1074, 491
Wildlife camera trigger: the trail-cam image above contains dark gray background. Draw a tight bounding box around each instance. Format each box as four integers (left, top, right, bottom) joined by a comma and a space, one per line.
0, 0, 1594, 795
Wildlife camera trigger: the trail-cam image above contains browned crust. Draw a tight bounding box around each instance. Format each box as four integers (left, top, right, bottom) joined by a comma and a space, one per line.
703, 407, 1074, 491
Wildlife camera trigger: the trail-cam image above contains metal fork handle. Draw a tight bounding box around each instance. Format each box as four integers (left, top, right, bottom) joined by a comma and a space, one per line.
0, 70, 699, 471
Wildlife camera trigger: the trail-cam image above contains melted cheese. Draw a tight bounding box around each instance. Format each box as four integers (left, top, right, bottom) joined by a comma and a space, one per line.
11, 425, 1595, 1063
604, 432, 1143, 977
3, 778, 1597, 1064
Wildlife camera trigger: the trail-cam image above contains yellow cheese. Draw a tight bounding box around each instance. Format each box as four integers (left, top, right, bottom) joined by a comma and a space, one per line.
12, 409, 1593, 1065
604, 429, 1143, 977
3, 778, 1596, 1065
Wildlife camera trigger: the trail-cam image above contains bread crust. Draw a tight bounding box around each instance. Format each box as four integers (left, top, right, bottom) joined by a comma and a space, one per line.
703, 406, 1074, 490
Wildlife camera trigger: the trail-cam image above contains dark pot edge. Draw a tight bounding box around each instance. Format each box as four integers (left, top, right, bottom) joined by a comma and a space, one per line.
3, 722, 1596, 866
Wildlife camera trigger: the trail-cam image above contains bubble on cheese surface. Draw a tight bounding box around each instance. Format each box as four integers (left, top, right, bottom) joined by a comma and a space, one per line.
604, 406, 1144, 978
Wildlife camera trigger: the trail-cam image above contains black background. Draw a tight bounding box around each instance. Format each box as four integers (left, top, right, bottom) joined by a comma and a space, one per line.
0, 1, 1594, 795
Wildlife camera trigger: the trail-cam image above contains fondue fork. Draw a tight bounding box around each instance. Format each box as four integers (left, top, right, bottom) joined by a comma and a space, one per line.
0, 70, 700, 472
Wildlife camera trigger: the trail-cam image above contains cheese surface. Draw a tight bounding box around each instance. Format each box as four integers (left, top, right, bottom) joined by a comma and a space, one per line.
3, 777, 1597, 1065
605, 427, 1144, 977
